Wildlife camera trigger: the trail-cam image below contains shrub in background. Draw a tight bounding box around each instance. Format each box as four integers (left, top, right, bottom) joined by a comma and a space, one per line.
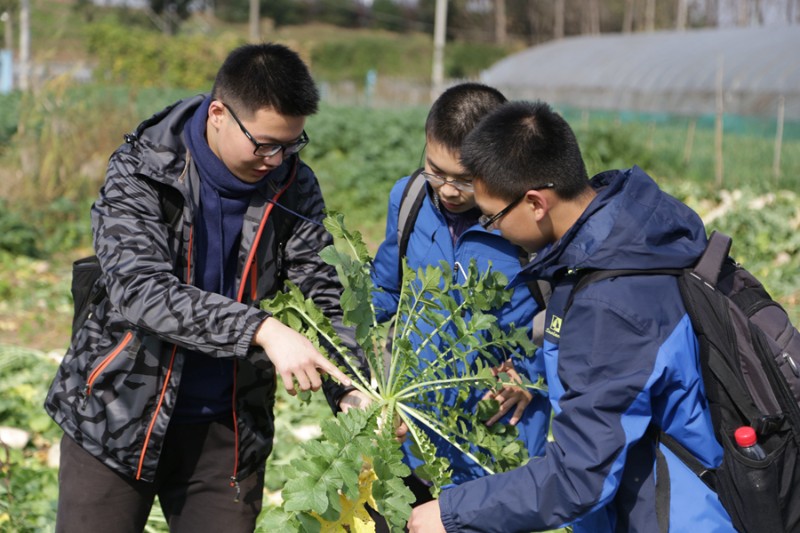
86, 23, 241, 89
0, 92, 21, 150
0, 202, 41, 257
445, 41, 512, 79
0, 82, 184, 253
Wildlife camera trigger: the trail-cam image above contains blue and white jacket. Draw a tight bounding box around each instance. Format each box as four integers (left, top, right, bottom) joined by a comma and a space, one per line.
438, 167, 737, 532
372, 175, 551, 487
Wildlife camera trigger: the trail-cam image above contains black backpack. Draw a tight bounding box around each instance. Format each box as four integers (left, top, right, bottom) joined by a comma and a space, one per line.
566, 231, 800, 533
70, 183, 184, 337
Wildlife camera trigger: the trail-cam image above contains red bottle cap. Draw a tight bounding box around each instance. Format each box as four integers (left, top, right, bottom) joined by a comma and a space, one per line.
735, 426, 757, 447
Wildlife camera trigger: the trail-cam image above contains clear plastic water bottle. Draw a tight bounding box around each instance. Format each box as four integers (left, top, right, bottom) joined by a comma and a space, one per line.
735, 426, 767, 460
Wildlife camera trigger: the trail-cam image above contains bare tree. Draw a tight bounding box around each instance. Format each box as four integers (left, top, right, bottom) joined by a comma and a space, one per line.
554, 0, 565, 38
249, 0, 260, 41
19, 0, 28, 90
2, 10, 13, 52
705, 0, 718, 26
588, 0, 600, 33
623, 0, 635, 32
431, 0, 447, 100
676, 0, 688, 29
496, 0, 507, 44
580, 0, 600, 33
737, 0, 749, 25
750, 0, 765, 25
645, 0, 656, 30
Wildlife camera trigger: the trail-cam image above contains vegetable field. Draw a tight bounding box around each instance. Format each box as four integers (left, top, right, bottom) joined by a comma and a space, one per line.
0, 92, 798, 531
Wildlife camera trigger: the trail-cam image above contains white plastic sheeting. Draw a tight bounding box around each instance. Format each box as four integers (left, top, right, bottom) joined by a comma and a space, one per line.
480, 25, 800, 119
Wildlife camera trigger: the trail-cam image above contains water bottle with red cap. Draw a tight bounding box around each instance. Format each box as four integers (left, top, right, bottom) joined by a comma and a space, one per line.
735, 426, 767, 460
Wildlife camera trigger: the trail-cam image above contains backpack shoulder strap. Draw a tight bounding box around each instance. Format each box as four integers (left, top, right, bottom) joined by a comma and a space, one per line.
517, 249, 551, 310
692, 231, 732, 285
396, 168, 427, 280
565, 268, 683, 314
565, 232, 731, 313
517, 250, 552, 346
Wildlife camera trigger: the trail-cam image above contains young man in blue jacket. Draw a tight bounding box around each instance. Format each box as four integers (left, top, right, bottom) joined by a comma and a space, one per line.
408, 100, 737, 532
371, 84, 551, 528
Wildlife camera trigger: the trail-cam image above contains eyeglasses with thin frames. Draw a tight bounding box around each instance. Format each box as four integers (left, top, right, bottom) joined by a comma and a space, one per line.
223, 103, 309, 158
478, 183, 555, 230
422, 171, 475, 192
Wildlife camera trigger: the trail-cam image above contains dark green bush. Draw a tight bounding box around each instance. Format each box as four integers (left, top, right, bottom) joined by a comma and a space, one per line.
0, 201, 41, 257
445, 42, 511, 79
304, 105, 428, 245
310, 36, 432, 82
0, 91, 21, 148
574, 122, 660, 177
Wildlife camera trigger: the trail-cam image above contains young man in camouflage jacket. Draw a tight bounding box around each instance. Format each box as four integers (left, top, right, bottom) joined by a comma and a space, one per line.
45, 43, 366, 533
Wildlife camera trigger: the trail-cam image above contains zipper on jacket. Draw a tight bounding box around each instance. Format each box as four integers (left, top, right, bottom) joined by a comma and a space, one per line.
136, 344, 177, 480
185, 225, 194, 283
230, 476, 241, 502
230, 359, 241, 502
229, 159, 298, 492
136, 225, 192, 480
454, 261, 469, 284
80, 331, 134, 409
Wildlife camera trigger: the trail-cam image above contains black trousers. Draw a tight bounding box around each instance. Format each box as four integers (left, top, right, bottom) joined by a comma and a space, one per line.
55, 419, 264, 533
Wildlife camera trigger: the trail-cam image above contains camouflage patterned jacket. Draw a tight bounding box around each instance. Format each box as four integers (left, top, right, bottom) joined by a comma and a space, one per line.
44, 95, 360, 485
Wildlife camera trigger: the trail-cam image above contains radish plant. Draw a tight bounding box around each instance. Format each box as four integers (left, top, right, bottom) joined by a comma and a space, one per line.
260, 212, 546, 532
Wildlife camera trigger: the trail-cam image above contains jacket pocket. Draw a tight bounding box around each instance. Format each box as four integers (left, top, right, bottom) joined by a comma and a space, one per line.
79, 330, 135, 410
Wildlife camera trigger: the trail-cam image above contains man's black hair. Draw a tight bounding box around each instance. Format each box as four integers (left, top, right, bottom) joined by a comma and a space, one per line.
425, 83, 507, 153
212, 43, 319, 117
461, 100, 589, 201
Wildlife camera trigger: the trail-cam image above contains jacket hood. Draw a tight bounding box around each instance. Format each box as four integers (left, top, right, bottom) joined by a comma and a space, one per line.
123, 95, 204, 184
520, 166, 707, 282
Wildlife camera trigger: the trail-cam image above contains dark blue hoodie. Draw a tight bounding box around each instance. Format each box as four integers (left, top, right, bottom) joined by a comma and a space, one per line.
438, 167, 736, 532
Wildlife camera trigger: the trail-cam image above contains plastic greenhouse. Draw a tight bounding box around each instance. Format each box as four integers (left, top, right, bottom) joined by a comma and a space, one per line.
480, 25, 800, 120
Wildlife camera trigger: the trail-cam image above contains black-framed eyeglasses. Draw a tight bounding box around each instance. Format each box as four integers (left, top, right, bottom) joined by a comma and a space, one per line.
223, 103, 309, 158
422, 171, 475, 192
478, 183, 555, 230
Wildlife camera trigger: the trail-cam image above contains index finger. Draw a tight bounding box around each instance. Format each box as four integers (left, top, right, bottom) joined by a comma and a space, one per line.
315, 356, 351, 387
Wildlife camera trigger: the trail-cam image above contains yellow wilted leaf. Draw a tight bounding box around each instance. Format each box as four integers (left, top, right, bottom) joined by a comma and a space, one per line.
351, 515, 377, 533
312, 461, 379, 532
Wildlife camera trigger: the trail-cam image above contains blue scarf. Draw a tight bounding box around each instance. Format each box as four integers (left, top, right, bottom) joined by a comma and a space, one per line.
184, 97, 271, 298
174, 97, 270, 423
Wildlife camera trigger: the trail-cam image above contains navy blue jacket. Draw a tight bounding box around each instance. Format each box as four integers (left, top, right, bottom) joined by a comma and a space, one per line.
438, 167, 736, 532
372, 175, 551, 486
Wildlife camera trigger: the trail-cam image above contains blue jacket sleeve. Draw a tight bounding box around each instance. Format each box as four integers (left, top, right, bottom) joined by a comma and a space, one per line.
438, 292, 664, 532
371, 176, 411, 323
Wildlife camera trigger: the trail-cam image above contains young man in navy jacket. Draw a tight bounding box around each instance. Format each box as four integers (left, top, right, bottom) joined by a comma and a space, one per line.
408, 101, 736, 532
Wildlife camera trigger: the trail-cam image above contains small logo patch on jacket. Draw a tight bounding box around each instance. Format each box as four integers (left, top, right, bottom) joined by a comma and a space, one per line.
546, 315, 562, 339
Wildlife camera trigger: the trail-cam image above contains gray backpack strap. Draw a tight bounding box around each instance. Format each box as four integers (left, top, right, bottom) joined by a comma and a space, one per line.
517, 250, 551, 346
530, 281, 551, 346
532, 307, 547, 347
692, 231, 732, 285
396, 169, 427, 280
